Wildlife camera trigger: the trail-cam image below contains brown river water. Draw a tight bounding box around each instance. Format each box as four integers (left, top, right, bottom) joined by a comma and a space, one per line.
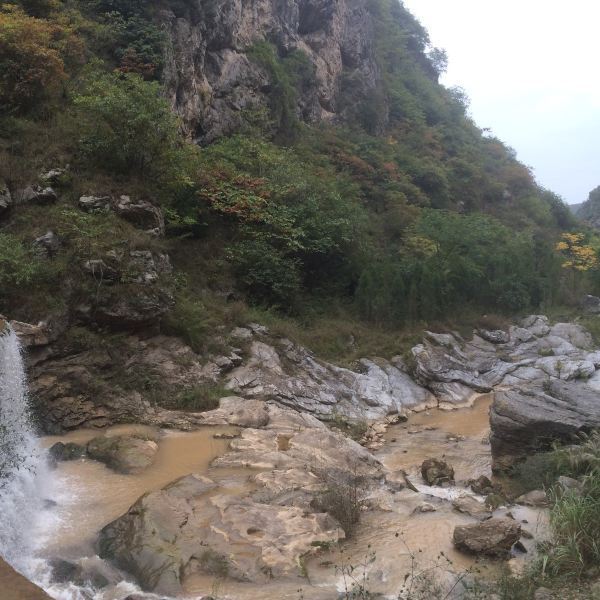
32, 395, 548, 600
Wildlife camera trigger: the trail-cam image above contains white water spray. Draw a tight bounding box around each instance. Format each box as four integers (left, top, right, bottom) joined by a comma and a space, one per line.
0, 326, 50, 573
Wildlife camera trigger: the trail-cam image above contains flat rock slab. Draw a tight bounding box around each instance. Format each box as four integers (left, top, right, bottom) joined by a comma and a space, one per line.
453, 518, 521, 557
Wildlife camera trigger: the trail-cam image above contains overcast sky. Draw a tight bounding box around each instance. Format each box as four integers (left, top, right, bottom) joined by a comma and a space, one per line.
402, 0, 600, 205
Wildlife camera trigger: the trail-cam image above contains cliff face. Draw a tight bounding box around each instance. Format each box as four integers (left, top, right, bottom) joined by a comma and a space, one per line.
161, 0, 380, 142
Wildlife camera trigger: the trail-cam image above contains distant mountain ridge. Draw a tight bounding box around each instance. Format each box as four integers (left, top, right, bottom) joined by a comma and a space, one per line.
573, 186, 600, 228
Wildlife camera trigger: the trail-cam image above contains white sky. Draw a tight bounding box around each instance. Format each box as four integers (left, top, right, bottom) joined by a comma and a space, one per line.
402, 0, 600, 205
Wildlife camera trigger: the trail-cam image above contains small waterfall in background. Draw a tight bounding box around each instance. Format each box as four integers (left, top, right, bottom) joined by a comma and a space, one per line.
0, 324, 49, 571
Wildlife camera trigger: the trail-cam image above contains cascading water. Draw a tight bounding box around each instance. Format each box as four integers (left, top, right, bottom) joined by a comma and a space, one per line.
0, 324, 50, 571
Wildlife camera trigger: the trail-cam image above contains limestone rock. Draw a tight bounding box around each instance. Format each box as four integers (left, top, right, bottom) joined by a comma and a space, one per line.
113, 195, 164, 235
453, 518, 521, 557
87, 434, 159, 473
33, 231, 60, 258
452, 495, 492, 521
225, 338, 434, 420
490, 381, 600, 470
16, 185, 57, 205
477, 329, 510, 344
39, 167, 69, 186
515, 490, 548, 508
421, 458, 455, 486
98, 473, 342, 594
79, 195, 111, 213
161, 0, 381, 143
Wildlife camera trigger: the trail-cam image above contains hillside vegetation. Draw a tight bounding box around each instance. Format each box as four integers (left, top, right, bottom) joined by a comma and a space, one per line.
0, 0, 597, 357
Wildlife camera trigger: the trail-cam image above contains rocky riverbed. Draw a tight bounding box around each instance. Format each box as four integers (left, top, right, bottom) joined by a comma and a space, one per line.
6, 312, 600, 598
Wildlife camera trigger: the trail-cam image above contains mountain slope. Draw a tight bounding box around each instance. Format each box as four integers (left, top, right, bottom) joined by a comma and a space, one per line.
0, 0, 587, 350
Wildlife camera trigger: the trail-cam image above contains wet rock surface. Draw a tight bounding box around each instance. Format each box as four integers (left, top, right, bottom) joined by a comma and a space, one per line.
453, 518, 521, 557
87, 434, 159, 474
490, 381, 600, 470
421, 457, 455, 486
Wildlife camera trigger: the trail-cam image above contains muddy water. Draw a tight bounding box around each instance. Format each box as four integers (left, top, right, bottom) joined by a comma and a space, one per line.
381, 393, 493, 482
39, 425, 240, 559
34, 396, 548, 600
289, 396, 499, 598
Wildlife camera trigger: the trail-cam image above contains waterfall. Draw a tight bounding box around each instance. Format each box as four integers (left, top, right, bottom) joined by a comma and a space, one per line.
0, 326, 49, 572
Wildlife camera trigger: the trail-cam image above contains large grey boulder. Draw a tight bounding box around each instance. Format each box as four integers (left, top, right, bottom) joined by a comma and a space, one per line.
453, 518, 521, 557
490, 380, 600, 470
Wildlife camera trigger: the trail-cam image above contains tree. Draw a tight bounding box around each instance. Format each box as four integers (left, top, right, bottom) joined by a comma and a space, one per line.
555, 233, 598, 272
74, 71, 193, 180
0, 5, 82, 114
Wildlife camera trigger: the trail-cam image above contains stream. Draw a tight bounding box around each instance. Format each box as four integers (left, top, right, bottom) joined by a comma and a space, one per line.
0, 330, 548, 600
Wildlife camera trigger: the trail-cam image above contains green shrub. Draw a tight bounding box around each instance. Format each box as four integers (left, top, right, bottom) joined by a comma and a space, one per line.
163, 296, 210, 353
74, 71, 194, 180
0, 233, 40, 289
173, 384, 228, 412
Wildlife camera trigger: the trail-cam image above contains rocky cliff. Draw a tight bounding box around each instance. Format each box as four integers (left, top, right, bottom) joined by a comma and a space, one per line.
161, 0, 401, 141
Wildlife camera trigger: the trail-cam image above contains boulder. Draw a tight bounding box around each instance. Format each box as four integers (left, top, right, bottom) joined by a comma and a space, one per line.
411, 339, 492, 398
583, 295, 600, 315
452, 495, 493, 521
469, 475, 495, 495
453, 518, 521, 557
515, 490, 548, 507
421, 458, 455, 486
49, 442, 86, 462
113, 195, 164, 235
33, 231, 60, 258
125, 251, 172, 285
521, 315, 551, 337
535, 356, 595, 381
85, 287, 174, 329
490, 381, 600, 470
16, 185, 57, 205
477, 329, 510, 344
39, 167, 68, 186
87, 434, 158, 473
549, 323, 593, 350
79, 195, 111, 213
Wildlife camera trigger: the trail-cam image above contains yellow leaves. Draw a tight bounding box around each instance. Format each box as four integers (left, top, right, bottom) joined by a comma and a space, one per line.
555, 233, 599, 272
403, 235, 438, 259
